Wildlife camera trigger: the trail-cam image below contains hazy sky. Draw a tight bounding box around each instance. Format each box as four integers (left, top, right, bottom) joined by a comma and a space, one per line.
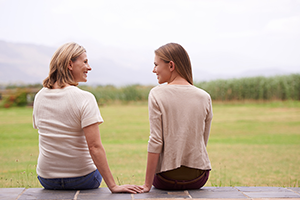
0, 0, 300, 81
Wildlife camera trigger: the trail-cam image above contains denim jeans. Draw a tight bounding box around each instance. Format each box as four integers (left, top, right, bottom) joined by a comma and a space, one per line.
38, 170, 102, 190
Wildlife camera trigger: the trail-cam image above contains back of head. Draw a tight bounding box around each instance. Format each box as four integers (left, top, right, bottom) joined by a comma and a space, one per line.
155, 43, 193, 85
43, 42, 86, 89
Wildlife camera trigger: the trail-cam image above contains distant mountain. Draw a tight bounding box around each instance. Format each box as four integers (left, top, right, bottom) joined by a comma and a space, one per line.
0, 41, 55, 84
0, 40, 298, 86
0, 40, 157, 86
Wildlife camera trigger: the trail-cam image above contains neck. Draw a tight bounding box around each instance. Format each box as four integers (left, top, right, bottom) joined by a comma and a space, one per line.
53, 82, 71, 89
168, 76, 190, 85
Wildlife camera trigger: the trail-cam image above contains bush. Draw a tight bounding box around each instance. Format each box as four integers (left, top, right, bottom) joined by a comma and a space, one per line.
195, 74, 300, 101
1, 89, 27, 108
0, 86, 41, 108
80, 84, 153, 105
1, 74, 299, 108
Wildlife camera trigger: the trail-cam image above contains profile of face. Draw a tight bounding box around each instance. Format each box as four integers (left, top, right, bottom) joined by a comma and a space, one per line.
153, 55, 173, 84
68, 52, 91, 83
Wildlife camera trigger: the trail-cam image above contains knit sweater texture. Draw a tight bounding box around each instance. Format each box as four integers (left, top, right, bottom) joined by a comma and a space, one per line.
147, 84, 213, 173
33, 86, 103, 178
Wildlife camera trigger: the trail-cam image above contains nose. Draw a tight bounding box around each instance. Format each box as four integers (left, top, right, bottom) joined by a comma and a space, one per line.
152, 66, 156, 73
87, 64, 92, 71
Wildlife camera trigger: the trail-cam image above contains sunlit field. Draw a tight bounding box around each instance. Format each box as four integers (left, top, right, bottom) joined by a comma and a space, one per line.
0, 101, 299, 188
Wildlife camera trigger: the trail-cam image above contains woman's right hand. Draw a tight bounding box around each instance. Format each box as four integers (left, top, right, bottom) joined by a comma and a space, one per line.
110, 184, 144, 194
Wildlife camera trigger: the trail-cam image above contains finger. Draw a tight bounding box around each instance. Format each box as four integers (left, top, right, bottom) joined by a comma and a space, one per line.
128, 186, 143, 194
128, 187, 141, 193
134, 188, 144, 193
137, 185, 144, 190
119, 186, 135, 194
126, 188, 137, 194
126, 185, 142, 190
133, 185, 144, 192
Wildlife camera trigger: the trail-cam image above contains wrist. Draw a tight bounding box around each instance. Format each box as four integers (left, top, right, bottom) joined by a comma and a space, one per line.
144, 182, 152, 188
108, 183, 118, 191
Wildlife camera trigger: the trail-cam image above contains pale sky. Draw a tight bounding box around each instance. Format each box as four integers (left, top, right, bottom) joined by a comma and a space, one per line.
0, 0, 300, 83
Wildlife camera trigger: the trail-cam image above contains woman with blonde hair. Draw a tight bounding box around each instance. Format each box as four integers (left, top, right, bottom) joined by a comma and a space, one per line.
142, 43, 213, 192
33, 42, 143, 193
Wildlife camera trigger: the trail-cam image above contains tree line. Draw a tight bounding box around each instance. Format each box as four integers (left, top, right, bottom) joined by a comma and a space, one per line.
195, 74, 300, 101
1, 74, 299, 108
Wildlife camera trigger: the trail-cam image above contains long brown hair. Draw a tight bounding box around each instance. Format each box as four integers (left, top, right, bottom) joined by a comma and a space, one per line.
155, 43, 193, 85
43, 42, 86, 89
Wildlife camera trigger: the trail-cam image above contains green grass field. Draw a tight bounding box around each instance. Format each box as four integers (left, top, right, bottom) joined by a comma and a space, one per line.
0, 101, 299, 188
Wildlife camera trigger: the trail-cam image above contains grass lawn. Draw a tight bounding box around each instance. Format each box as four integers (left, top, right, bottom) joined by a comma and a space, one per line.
0, 101, 299, 188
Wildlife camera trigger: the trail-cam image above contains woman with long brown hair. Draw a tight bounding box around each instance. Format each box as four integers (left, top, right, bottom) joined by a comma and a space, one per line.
142, 43, 213, 192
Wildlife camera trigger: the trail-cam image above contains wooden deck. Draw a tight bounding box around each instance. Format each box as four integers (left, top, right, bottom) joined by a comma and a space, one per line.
1, 187, 300, 200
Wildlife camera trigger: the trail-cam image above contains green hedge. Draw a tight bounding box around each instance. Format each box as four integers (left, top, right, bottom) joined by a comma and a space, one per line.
1, 74, 299, 108
79, 85, 153, 105
195, 74, 300, 101
0, 88, 34, 108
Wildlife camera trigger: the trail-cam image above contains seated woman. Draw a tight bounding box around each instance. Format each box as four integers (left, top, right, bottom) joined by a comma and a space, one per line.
142, 43, 213, 192
33, 42, 143, 193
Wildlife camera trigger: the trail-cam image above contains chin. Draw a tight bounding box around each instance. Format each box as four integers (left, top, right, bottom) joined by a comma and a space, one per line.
158, 80, 166, 84
76, 79, 87, 83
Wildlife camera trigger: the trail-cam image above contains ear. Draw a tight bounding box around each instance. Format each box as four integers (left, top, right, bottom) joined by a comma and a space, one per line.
68, 60, 73, 71
169, 61, 175, 72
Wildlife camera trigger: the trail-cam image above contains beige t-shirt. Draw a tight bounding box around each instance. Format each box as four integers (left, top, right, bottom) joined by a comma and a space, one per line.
33, 86, 103, 178
147, 84, 213, 173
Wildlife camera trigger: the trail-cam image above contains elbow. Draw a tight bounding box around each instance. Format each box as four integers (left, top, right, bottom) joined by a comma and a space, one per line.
88, 143, 104, 156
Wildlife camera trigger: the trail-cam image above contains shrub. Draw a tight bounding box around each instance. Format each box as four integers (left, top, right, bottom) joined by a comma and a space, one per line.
0, 88, 37, 108
195, 74, 300, 101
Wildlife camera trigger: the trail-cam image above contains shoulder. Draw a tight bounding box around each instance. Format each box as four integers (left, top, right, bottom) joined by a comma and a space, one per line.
148, 85, 169, 101
149, 84, 168, 95
36, 87, 47, 94
149, 84, 212, 100
191, 86, 212, 105
191, 85, 211, 98
54, 87, 96, 105
150, 84, 165, 91
34, 87, 47, 99
150, 84, 210, 95
67, 86, 94, 97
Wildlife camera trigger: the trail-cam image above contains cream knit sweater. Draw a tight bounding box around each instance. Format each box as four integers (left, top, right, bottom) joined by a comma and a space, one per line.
147, 84, 213, 173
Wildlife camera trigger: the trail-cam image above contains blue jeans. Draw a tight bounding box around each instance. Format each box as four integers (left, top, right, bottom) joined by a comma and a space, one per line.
38, 170, 102, 190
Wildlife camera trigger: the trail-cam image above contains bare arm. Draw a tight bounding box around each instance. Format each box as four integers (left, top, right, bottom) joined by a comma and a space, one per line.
204, 97, 213, 146
143, 152, 160, 192
84, 123, 143, 193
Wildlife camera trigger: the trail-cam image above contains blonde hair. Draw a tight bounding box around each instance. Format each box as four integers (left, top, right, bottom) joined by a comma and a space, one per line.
43, 42, 86, 89
155, 43, 193, 85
